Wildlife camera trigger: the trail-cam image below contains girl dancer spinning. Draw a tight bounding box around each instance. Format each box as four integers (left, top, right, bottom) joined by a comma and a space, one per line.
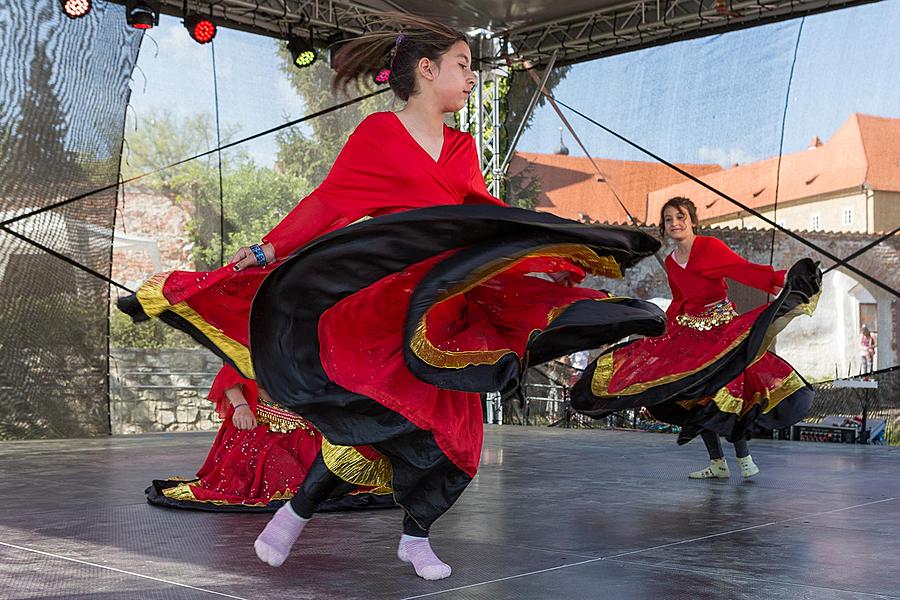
573, 197, 821, 479
121, 14, 664, 579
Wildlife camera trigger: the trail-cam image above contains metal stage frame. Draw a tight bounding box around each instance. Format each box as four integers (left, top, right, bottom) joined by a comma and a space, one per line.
107, 0, 879, 185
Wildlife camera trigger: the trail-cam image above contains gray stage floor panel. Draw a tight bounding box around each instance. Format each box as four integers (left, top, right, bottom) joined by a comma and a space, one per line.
1, 427, 898, 599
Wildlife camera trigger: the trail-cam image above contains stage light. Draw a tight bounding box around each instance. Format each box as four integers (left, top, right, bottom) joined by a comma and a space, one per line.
59, 0, 91, 19
126, 1, 159, 30
288, 36, 317, 68
184, 14, 216, 44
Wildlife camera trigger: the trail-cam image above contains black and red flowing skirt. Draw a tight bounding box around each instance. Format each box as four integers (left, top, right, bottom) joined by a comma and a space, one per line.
121, 205, 666, 529
571, 259, 822, 444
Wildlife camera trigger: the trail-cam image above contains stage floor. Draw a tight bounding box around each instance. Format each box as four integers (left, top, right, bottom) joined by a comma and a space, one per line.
1, 426, 898, 599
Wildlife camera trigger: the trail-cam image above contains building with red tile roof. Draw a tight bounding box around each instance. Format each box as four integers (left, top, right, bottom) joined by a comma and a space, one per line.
647, 114, 900, 233
507, 151, 721, 225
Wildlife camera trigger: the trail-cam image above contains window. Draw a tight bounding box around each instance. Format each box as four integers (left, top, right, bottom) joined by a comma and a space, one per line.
811, 214, 821, 231
842, 207, 853, 226
859, 303, 877, 333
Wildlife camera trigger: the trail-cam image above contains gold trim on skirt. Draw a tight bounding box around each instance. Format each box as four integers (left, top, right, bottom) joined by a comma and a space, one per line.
136, 273, 255, 378
320, 438, 394, 494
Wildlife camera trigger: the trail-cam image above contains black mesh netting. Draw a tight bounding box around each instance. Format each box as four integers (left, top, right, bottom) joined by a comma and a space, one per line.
514, 364, 899, 445
0, 1, 140, 439
804, 368, 900, 445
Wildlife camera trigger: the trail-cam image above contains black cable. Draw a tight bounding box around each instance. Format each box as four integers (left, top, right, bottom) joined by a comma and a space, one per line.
546, 94, 900, 301
770, 17, 805, 267
0, 89, 389, 294
0, 225, 134, 294
823, 226, 899, 274
211, 40, 226, 267
1, 87, 390, 229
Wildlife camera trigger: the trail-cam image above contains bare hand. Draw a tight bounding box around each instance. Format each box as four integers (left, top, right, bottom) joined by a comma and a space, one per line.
232, 404, 258, 430
231, 243, 276, 272
550, 272, 576, 287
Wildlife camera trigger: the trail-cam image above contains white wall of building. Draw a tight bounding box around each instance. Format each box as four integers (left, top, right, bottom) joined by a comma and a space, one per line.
707, 190, 870, 233
777, 269, 875, 380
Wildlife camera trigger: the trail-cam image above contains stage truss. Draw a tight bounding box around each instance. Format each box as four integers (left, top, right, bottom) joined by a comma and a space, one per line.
110, 0, 876, 173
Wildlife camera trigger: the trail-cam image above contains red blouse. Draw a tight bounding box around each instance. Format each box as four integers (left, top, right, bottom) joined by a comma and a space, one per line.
665, 236, 785, 320
262, 111, 504, 260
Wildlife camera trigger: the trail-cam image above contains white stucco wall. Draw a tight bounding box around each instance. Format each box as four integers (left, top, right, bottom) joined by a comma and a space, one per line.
777, 270, 868, 380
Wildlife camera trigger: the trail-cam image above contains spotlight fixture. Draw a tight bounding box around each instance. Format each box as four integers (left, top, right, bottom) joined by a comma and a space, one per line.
184, 14, 216, 44
288, 36, 317, 68
59, 0, 91, 19
126, 0, 159, 30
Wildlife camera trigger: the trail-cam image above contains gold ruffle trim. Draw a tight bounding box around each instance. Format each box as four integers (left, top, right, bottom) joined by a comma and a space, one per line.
411, 319, 514, 369
675, 299, 738, 331
591, 330, 750, 397
704, 370, 808, 416
320, 438, 393, 494
411, 244, 622, 370
136, 274, 255, 378
160, 481, 294, 507
256, 399, 316, 435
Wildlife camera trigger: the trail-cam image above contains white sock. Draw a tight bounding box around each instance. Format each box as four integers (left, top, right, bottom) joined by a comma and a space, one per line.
254, 503, 310, 567
397, 535, 452, 580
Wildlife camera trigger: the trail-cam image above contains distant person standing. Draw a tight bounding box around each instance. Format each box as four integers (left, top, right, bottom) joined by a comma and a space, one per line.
860, 325, 876, 374
568, 350, 590, 386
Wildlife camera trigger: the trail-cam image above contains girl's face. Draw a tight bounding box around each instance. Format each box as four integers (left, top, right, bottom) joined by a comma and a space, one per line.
425, 40, 476, 112
663, 205, 695, 242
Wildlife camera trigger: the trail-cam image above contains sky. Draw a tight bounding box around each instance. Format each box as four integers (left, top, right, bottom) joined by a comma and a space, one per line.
127, 15, 302, 167
126, 2, 900, 169
518, 1, 900, 165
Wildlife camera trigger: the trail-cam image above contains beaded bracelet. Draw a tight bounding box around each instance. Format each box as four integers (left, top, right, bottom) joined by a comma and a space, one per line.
250, 244, 267, 267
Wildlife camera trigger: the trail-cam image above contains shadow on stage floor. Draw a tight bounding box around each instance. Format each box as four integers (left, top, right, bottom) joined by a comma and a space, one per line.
1, 427, 898, 599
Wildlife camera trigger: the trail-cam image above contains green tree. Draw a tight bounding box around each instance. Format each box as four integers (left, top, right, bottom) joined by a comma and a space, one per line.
188, 158, 311, 268
2, 42, 82, 190
121, 109, 235, 190
121, 108, 309, 271
503, 65, 571, 209
275, 45, 397, 186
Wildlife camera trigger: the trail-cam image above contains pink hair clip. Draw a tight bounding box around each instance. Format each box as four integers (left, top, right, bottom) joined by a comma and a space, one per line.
374, 68, 391, 84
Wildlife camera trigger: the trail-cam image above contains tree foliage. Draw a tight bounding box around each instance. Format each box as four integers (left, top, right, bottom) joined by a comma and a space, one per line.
122, 108, 310, 270
275, 46, 397, 186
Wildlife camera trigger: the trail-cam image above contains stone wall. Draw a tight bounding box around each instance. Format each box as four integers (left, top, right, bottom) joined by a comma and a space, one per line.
109, 348, 222, 434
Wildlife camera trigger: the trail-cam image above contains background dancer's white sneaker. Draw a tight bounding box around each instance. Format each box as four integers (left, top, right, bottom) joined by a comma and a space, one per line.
689, 458, 730, 479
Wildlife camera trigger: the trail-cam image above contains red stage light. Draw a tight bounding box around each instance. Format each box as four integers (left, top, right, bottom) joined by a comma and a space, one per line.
60, 0, 91, 19
184, 15, 217, 44
126, 1, 159, 30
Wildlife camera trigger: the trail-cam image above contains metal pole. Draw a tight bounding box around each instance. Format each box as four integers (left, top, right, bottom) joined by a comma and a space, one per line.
475, 70, 484, 165
498, 50, 559, 173
490, 72, 502, 197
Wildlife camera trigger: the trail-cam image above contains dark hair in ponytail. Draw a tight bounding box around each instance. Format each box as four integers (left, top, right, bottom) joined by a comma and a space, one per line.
332, 13, 467, 101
